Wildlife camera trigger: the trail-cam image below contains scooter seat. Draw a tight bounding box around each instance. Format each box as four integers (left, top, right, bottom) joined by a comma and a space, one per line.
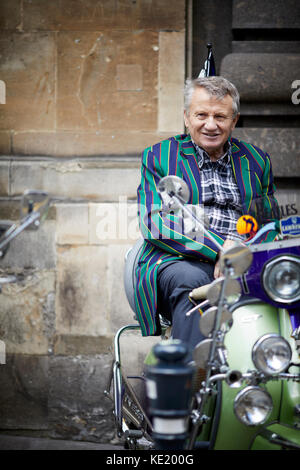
123, 238, 171, 332
123, 237, 144, 315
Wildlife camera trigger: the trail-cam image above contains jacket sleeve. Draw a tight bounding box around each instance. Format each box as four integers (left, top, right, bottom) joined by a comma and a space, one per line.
137, 145, 226, 262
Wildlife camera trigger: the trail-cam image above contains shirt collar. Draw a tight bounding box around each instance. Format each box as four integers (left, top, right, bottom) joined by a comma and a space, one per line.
192, 139, 232, 169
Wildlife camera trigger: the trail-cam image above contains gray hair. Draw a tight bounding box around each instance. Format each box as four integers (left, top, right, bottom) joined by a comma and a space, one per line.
184, 76, 240, 117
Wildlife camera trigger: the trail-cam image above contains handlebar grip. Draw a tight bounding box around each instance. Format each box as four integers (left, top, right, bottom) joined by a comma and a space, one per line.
189, 283, 212, 300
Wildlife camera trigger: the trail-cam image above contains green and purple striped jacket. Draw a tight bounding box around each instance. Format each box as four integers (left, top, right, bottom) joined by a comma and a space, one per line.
134, 133, 278, 337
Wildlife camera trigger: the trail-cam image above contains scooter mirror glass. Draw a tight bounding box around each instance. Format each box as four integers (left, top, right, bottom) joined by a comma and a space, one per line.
193, 338, 213, 369
157, 176, 190, 211
20, 190, 50, 230
207, 278, 241, 305
193, 338, 227, 370
219, 243, 253, 277
199, 305, 232, 337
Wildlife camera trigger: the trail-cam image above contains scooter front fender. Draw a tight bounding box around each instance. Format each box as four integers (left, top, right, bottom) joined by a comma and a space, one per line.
212, 300, 296, 450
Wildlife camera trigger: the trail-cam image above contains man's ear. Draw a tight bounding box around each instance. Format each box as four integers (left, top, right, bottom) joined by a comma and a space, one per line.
231, 113, 240, 131
184, 110, 189, 129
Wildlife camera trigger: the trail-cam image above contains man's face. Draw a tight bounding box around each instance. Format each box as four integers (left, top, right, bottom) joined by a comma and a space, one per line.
184, 87, 239, 160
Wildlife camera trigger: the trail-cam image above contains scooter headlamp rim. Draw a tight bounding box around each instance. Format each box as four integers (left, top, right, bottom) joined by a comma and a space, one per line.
233, 385, 273, 426
252, 333, 292, 375
262, 255, 300, 303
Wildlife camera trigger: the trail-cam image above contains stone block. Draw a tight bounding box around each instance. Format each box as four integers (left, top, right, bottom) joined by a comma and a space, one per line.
232, 0, 300, 29
89, 202, 139, 245
0, 132, 11, 154
0, 354, 49, 430
23, 0, 185, 31
57, 30, 158, 132
221, 53, 300, 102
55, 245, 109, 336
48, 354, 115, 442
116, 64, 143, 91
158, 32, 185, 133
0, 160, 9, 196
12, 130, 172, 156
0, 32, 55, 131
232, 128, 300, 177
10, 159, 140, 200
53, 334, 112, 355
232, 41, 300, 54
0, 0, 22, 30
56, 203, 89, 245
0, 353, 116, 441
0, 270, 55, 355
0, 220, 56, 270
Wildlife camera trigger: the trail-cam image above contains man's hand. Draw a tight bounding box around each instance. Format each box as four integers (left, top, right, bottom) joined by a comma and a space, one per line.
214, 238, 237, 279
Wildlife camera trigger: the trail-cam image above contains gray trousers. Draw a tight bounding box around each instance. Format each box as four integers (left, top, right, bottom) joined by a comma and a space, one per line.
157, 259, 215, 360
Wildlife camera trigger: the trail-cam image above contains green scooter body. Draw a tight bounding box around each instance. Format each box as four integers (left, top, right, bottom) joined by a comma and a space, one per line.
207, 301, 300, 450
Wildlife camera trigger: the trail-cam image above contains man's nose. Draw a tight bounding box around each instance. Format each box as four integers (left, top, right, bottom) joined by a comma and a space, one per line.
204, 116, 218, 129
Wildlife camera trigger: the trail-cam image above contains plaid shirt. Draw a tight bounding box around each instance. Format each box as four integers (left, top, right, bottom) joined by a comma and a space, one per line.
193, 141, 244, 241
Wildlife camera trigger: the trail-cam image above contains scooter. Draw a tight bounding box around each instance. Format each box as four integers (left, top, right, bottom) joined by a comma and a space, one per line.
105, 175, 300, 450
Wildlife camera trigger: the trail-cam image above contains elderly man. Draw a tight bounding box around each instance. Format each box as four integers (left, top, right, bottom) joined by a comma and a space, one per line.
134, 76, 278, 354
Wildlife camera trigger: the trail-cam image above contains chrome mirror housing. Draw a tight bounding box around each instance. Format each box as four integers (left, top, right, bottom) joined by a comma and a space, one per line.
199, 305, 233, 337
157, 175, 190, 211
206, 277, 241, 306
219, 243, 253, 277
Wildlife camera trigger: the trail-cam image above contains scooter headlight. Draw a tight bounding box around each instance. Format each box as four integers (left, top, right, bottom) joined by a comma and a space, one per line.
234, 386, 273, 426
252, 333, 292, 375
262, 255, 300, 303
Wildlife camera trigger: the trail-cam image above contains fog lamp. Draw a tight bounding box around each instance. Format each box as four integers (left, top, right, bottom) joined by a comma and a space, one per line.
234, 386, 273, 426
252, 333, 292, 375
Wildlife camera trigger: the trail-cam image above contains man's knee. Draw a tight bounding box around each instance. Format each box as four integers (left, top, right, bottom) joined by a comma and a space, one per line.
175, 260, 214, 289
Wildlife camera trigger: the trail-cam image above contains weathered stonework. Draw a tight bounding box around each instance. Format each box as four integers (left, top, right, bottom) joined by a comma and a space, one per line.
0, 0, 299, 448
0, 32, 56, 131
221, 53, 300, 103
0, 0, 186, 157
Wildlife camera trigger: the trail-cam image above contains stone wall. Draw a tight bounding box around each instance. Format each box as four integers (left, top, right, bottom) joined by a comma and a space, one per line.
0, 0, 299, 446
0, 0, 186, 444
0, 0, 185, 155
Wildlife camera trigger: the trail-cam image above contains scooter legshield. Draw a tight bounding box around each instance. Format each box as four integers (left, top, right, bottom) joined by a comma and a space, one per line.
212, 301, 297, 450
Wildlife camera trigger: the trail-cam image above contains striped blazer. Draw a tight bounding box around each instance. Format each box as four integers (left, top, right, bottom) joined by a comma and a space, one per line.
134, 133, 278, 337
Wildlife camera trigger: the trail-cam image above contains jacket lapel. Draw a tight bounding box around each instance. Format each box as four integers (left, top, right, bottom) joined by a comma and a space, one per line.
230, 138, 255, 213
178, 136, 202, 204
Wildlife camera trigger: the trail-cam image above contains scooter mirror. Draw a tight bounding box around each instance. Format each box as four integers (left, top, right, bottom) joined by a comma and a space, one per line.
157, 176, 190, 211
20, 190, 50, 230
193, 338, 213, 369
207, 278, 241, 306
219, 243, 253, 277
193, 338, 227, 370
199, 305, 233, 337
